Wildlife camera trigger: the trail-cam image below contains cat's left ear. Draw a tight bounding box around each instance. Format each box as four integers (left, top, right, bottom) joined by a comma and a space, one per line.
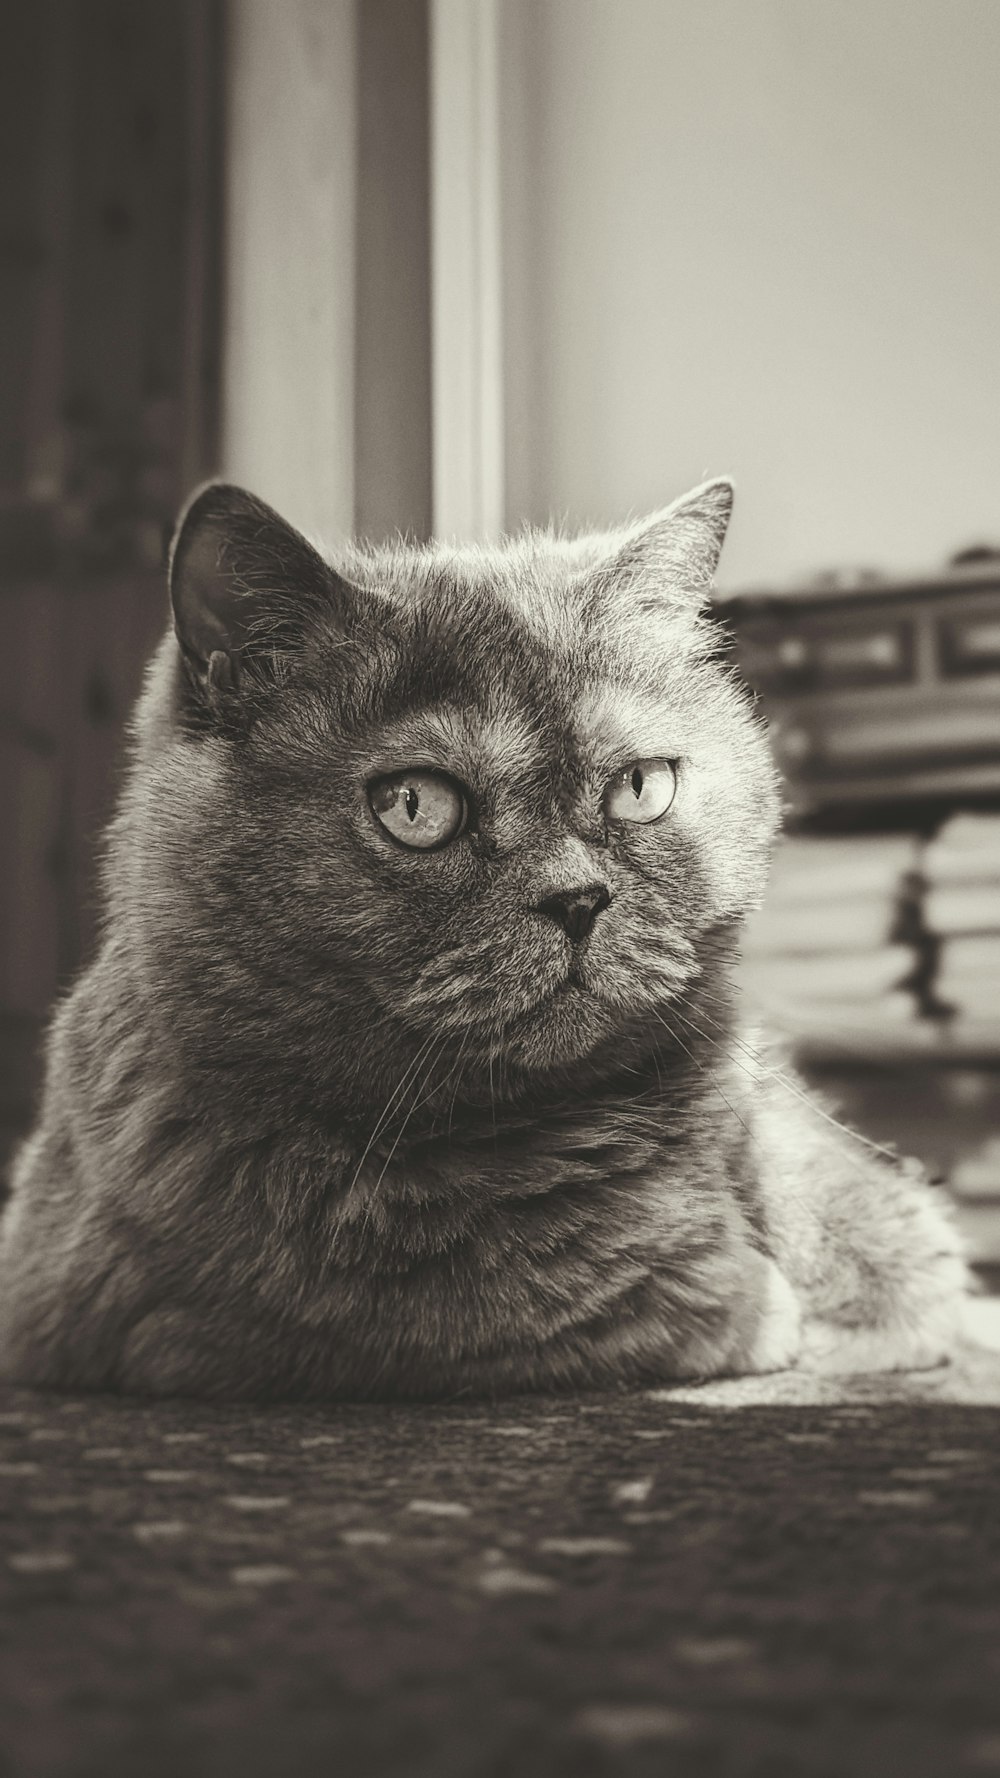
169, 481, 360, 710
600, 478, 734, 612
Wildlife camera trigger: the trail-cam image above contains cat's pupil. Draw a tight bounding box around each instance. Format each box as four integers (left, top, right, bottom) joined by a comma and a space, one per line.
404, 787, 419, 822
631, 766, 643, 799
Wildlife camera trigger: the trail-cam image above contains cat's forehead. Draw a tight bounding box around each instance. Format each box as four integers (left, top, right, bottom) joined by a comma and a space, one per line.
363, 529, 703, 670
353, 532, 584, 642
369, 567, 584, 756
343, 539, 578, 696
375, 682, 689, 781
345, 562, 698, 772
333, 529, 711, 770
367, 699, 546, 780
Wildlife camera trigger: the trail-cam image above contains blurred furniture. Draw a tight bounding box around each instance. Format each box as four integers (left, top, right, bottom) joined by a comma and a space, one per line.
0, 0, 429, 1172
725, 565, 1000, 813
0, 0, 221, 1164
721, 568, 1000, 1278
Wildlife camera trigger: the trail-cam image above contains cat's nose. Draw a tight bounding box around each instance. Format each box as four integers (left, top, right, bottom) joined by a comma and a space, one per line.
535, 884, 611, 945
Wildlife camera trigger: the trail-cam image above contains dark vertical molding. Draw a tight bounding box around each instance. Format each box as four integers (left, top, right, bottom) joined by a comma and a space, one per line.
179, 0, 225, 498
354, 0, 433, 543
0, 0, 225, 1072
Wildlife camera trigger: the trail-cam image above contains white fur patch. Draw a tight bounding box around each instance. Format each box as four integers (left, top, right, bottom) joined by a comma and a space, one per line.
799, 1318, 954, 1375
743, 1261, 802, 1374
572, 684, 686, 767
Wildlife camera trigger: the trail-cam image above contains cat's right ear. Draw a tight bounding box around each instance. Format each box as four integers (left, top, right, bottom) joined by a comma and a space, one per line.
169, 481, 354, 712
603, 479, 735, 611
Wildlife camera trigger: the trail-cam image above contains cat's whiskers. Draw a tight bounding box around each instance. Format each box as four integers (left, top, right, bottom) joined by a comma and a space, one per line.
445, 1033, 472, 1143
654, 1001, 827, 1215
416, 1033, 475, 1142
642, 1039, 665, 1103
676, 999, 900, 1168
647, 1004, 756, 1144
370, 1035, 451, 1195
346, 1028, 441, 1201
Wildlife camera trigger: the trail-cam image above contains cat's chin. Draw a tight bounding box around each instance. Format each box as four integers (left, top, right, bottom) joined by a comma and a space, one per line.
485, 977, 619, 1071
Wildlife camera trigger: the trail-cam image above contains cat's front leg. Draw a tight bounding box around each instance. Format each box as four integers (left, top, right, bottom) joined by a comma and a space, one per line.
798, 1319, 952, 1376
747, 1066, 970, 1377
717, 1253, 803, 1377
658, 1241, 803, 1382
798, 1259, 965, 1377
784, 1155, 966, 1376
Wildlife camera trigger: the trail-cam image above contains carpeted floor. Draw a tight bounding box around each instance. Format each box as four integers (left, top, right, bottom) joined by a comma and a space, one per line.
2, 1333, 1000, 1778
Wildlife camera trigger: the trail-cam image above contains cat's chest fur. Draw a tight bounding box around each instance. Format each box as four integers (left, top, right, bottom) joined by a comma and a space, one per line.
26, 973, 758, 1398
138, 1082, 754, 1397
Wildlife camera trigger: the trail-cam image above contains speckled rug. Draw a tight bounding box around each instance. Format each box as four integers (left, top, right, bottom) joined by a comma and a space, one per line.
2, 1339, 999, 1778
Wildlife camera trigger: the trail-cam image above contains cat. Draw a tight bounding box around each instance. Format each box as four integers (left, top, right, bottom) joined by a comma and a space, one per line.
0, 478, 967, 1398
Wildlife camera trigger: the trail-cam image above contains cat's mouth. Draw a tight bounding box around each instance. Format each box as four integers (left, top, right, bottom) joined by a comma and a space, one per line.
539, 958, 590, 1002
541, 969, 584, 1006
506, 974, 581, 1019
513, 965, 601, 1028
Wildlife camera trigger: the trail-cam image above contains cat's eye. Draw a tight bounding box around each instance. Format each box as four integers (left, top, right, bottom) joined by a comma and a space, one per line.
604, 758, 677, 824
368, 770, 468, 850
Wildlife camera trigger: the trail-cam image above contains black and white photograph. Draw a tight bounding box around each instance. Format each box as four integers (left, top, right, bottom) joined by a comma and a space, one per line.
1, 3, 999, 1774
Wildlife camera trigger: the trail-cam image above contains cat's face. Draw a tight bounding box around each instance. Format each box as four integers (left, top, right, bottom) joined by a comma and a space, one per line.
138, 481, 778, 1091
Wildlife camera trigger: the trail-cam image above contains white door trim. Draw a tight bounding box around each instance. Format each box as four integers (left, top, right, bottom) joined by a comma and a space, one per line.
429, 0, 505, 541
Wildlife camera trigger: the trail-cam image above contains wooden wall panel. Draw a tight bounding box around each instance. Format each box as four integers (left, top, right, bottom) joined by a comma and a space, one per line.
0, 1, 221, 1155
0, 576, 168, 1021
0, 3, 50, 494
0, 585, 63, 1020
61, 578, 170, 973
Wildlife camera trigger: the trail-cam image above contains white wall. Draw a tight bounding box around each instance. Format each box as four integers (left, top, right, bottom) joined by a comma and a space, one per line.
222, 0, 356, 543
500, 0, 1000, 587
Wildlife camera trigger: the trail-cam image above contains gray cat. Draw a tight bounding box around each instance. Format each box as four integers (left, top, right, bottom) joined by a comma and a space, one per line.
0, 479, 967, 1397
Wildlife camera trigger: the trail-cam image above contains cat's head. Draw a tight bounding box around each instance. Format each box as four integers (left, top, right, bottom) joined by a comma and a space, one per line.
123, 480, 778, 1103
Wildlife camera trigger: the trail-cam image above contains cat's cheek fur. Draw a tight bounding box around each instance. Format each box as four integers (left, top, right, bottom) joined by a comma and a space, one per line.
678, 751, 779, 925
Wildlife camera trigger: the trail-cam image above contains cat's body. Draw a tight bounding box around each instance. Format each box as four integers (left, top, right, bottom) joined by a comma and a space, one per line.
0, 481, 966, 1397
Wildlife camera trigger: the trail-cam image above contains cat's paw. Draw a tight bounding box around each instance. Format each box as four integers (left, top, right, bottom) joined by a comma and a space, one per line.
741, 1259, 802, 1375
799, 1316, 954, 1375
119, 1308, 209, 1395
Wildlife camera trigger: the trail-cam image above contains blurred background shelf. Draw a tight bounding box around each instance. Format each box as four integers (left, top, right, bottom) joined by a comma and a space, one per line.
793, 1027, 1000, 1067
954, 1202, 1000, 1268
727, 576, 1000, 1281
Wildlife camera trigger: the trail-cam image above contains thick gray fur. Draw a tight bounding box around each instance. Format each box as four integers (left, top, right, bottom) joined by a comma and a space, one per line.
0, 481, 967, 1398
